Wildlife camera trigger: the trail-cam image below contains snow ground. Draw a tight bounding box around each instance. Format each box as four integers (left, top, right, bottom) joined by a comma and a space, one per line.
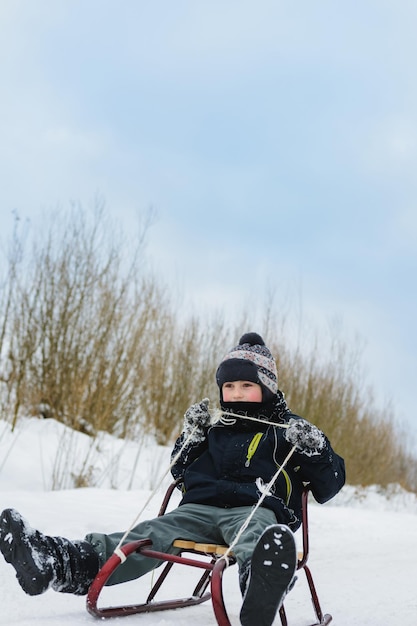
1, 418, 416, 625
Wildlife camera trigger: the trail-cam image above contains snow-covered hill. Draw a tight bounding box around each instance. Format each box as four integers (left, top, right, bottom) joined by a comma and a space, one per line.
1, 417, 416, 625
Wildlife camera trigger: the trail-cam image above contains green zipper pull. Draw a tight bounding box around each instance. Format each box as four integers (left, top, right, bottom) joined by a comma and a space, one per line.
245, 433, 263, 467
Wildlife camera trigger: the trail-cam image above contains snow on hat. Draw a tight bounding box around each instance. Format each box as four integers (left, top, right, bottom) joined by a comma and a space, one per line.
216, 332, 278, 399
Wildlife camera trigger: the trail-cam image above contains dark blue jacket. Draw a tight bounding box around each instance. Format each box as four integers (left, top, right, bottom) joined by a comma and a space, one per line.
171, 413, 345, 531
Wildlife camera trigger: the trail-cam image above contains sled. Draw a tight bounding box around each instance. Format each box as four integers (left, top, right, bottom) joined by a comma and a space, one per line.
86, 480, 332, 625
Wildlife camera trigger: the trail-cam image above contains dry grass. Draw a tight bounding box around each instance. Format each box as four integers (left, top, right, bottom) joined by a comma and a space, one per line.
0, 204, 415, 492
272, 335, 416, 491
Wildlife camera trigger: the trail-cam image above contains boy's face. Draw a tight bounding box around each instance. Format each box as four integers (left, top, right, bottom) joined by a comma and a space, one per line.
222, 380, 263, 403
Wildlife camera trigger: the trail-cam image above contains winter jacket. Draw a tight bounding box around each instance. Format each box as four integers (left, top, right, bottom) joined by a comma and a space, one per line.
171, 410, 345, 531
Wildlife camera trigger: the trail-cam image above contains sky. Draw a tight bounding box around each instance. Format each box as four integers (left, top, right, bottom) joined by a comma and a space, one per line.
0, 1, 416, 444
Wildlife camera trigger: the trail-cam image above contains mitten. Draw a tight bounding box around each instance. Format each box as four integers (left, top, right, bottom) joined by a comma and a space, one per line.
183, 398, 211, 443
284, 418, 326, 456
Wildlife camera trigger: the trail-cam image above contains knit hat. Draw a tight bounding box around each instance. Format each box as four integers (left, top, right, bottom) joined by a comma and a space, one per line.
216, 332, 278, 401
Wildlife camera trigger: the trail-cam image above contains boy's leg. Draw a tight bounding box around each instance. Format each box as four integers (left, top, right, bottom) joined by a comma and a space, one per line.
240, 525, 297, 626
0, 503, 223, 594
219, 506, 277, 567
0, 508, 99, 596
87, 503, 226, 585
218, 508, 297, 626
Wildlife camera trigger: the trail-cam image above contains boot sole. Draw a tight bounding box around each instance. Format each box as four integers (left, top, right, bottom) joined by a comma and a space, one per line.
240, 524, 297, 626
0, 508, 53, 595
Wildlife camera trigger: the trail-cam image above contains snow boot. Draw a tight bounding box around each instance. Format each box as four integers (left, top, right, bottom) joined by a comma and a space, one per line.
239, 524, 297, 626
0, 508, 99, 596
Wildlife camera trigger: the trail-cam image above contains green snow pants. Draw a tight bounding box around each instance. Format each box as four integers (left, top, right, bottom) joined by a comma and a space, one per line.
86, 503, 276, 586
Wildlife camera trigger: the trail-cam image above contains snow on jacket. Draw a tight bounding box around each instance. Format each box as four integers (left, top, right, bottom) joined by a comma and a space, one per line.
171, 410, 345, 531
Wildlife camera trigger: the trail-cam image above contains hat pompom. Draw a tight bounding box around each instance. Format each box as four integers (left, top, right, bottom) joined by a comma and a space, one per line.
239, 332, 265, 347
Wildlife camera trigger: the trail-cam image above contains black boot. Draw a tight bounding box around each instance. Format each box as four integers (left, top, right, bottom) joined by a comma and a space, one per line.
239, 524, 297, 626
0, 508, 99, 596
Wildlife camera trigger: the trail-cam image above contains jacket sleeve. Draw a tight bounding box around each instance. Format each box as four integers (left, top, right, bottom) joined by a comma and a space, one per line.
292, 437, 346, 504
170, 432, 208, 482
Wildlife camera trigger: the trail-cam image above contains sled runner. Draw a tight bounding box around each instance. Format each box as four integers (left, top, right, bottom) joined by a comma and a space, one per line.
86, 480, 332, 625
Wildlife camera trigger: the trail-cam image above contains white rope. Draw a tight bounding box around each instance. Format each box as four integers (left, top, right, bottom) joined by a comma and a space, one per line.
113, 408, 293, 557
222, 443, 297, 561
113, 547, 128, 563
212, 408, 290, 429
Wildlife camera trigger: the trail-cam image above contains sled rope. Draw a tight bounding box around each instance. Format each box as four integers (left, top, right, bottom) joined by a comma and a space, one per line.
221, 443, 297, 562
213, 408, 290, 428
114, 407, 292, 555
113, 424, 201, 553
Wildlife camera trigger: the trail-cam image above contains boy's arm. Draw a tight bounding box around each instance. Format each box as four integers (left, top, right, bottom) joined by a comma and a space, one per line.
170, 432, 208, 481
170, 399, 211, 481
294, 444, 346, 503
284, 416, 346, 503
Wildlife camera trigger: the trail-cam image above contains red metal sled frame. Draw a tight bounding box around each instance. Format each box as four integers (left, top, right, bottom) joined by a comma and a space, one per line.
86, 483, 332, 625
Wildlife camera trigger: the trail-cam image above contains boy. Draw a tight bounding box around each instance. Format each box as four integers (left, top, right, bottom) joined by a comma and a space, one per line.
0, 332, 345, 626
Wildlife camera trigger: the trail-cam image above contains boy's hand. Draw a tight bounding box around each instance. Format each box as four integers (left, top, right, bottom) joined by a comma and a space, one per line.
183, 398, 211, 441
284, 418, 326, 456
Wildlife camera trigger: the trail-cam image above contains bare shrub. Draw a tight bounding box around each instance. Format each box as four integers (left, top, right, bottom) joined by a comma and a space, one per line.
139, 315, 235, 444
0, 207, 415, 492
0, 203, 160, 437
271, 331, 414, 491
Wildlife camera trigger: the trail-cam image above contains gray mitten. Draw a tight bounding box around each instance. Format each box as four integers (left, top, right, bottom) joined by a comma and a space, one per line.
183, 398, 211, 443
284, 418, 326, 456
